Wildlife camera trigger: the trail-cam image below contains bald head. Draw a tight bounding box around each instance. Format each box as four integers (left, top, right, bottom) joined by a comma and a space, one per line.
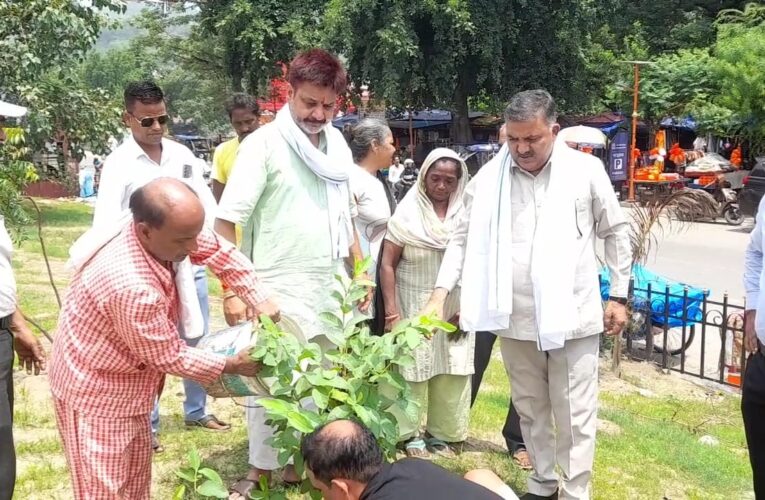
301, 419, 383, 489
129, 177, 203, 228
130, 178, 205, 263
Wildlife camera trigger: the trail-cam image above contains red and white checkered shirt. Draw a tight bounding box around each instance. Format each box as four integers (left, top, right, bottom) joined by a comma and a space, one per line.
50, 224, 268, 418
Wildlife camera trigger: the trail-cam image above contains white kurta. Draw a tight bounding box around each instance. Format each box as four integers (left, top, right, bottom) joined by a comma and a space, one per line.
349, 166, 392, 279
217, 124, 355, 341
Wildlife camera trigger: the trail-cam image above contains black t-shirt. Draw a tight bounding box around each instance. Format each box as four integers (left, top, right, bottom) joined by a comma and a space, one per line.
359, 458, 503, 500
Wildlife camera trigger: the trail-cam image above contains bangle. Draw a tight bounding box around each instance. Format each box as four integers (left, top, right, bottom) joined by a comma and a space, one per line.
223, 291, 237, 300
385, 313, 400, 319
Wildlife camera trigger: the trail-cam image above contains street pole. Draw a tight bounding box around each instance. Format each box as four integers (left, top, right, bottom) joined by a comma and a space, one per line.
628, 63, 640, 202
621, 60, 653, 202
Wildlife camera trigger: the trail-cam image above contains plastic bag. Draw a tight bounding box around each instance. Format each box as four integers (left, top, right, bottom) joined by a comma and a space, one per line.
197, 321, 270, 398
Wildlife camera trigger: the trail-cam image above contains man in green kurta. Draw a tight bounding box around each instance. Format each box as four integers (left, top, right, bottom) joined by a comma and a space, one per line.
215, 49, 367, 499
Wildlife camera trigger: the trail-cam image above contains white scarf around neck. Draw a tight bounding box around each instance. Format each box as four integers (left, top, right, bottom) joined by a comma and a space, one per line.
68, 210, 205, 339
459, 143, 580, 351
275, 106, 353, 260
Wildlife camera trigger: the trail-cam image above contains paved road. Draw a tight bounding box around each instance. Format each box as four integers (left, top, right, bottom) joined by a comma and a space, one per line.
622, 214, 754, 380
646, 218, 752, 302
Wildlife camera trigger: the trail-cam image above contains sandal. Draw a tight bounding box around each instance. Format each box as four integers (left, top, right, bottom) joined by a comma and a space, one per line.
281, 465, 302, 487
513, 447, 533, 470
404, 437, 431, 459
425, 437, 456, 458
229, 478, 258, 499
184, 414, 231, 432
151, 434, 164, 454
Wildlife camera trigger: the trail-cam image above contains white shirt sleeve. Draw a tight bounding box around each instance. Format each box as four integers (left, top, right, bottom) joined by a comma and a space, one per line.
591, 159, 631, 297
92, 154, 127, 228
745, 198, 765, 308
216, 131, 268, 226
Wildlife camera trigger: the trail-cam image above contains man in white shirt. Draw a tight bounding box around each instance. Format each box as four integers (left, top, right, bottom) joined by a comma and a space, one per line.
387, 155, 404, 185
425, 90, 630, 500
0, 216, 47, 500
743, 197, 765, 498
94, 81, 228, 452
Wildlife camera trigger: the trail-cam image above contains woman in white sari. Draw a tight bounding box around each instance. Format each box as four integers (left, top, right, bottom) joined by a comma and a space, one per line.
379, 148, 473, 459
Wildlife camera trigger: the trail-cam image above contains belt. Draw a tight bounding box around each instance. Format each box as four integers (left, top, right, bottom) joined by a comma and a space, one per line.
0, 314, 10, 331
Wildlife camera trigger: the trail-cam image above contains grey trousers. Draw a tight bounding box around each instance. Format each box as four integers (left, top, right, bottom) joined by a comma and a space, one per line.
500, 335, 599, 500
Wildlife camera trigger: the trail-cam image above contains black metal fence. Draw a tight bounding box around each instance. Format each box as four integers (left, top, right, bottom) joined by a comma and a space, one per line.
619, 278, 747, 389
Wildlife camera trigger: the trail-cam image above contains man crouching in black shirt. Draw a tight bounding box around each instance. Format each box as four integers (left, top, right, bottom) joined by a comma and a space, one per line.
301, 419, 519, 500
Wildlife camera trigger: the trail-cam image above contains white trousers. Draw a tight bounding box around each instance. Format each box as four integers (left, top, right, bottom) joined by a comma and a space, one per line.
499, 334, 599, 500
246, 335, 332, 470
245, 401, 283, 470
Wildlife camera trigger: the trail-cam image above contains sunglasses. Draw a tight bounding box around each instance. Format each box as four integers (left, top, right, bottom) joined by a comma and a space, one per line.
131, 113, 169, 128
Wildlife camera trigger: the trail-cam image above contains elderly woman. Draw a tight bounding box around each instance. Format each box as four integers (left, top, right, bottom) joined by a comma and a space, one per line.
379, 148, 473, 459
346, 118, 397, 278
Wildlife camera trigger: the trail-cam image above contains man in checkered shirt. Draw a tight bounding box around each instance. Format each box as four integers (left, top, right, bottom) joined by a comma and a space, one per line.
49, 178, 279, 499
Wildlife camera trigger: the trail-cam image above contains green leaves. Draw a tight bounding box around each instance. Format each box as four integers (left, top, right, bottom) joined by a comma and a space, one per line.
196, 479, 229, 499
173, 448, 229, 499
188, 448, 202, 471
179, 270, 447, 496
319, 311, 343, 330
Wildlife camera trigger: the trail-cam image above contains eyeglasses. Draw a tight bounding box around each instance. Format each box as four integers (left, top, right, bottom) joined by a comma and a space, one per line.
131, 113, 169, 128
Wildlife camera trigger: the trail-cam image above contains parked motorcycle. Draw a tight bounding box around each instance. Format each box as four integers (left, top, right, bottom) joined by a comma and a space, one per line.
717, 186, 744, 226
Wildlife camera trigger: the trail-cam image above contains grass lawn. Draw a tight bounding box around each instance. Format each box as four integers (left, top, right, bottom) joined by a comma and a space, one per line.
9, 199, 755, 499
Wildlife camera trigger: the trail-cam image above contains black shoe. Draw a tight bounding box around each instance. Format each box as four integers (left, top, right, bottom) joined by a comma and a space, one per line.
520, 491, 558, 500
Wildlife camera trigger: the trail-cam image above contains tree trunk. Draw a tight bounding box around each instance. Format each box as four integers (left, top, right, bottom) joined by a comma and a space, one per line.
450, 74, 473, 145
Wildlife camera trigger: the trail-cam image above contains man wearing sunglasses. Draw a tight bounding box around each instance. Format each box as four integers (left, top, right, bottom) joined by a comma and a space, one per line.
93, 81, 226, 452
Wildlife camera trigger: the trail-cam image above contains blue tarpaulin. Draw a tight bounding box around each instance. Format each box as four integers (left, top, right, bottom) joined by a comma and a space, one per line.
600, 265, 707, 327
660, 116, 697, 131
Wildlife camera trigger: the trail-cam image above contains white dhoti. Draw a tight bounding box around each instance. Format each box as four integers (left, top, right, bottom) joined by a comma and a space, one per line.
500, 334, 599, 500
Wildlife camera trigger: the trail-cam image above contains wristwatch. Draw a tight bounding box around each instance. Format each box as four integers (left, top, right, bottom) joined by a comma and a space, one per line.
608, 296, 628, 305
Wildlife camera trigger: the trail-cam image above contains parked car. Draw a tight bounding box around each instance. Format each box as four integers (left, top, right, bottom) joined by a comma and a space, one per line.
740, 157, 765, 218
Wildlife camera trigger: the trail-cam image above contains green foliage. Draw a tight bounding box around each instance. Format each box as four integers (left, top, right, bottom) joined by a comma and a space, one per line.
87, 10, 238, 135
195, 0, 324, 92
0, 0, 126, 193
639, 49, 719, 125
248, 258, 456, 497
0, 0, 124, 88
0, 128, 37, 239
323, 0, 600, 140
17, 70, 123, 160
173, 448, 230, 499
717, 2, 765, 28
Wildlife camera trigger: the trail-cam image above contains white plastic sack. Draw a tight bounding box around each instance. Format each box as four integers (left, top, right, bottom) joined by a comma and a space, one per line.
197, 321, 270, 398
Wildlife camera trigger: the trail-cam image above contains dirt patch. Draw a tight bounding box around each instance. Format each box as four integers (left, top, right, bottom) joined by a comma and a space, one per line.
14, 374, 54, 407
600, 359, 727, 403
597, 418, 622, 436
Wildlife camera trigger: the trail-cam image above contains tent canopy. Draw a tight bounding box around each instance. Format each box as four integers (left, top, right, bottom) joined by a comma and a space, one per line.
558, 125, 607, 147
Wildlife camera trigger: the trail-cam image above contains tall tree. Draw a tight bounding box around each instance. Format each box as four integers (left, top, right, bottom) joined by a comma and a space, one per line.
195, 0, 325, 93
0, 0, 124, 90
323, 0, 598, 143
0, 0, 124, 230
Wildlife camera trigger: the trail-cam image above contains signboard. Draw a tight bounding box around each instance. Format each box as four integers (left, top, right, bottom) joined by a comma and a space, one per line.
608, 129, 629, 182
